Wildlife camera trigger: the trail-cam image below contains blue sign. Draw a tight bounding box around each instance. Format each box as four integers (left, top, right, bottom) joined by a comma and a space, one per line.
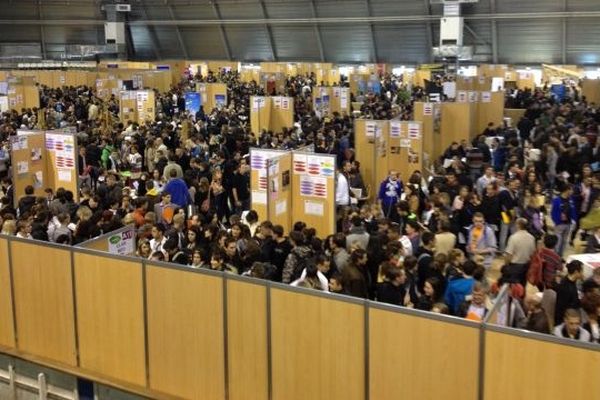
551, 84, 566, 102
215, 94, 226, 107
185, 92, 201, 115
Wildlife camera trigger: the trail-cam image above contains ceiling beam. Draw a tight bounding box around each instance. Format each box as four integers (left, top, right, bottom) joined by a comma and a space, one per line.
309, 0, 325, 62
364, 0, 379, 63
4, 11, 600, 26
211, 1, 233, 61
490, 0, 498, 63
258, 0, 277, 61
166, 3, 189, 59
138, 0, 162, 60
37, 1, 47, 59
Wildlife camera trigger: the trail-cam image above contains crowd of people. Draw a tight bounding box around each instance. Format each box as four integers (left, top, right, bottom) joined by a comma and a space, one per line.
0, 68, 600, 343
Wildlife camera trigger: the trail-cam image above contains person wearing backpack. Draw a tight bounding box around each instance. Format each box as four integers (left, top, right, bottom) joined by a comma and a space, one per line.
282, 231, 314, 284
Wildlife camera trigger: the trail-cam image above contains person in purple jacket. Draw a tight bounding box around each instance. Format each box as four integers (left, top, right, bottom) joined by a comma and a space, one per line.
378, 170, 403, 219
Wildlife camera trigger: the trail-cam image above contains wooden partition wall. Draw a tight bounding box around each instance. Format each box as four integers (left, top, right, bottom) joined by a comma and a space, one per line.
414, 102, 442, 170
440, 102, 478, 152
355, 119, 424, 195
197, 82, 228, 113
484, 328, 600, 400
369, 305, 480, 400
10, 132, 46, 205
290, 152, 336, 238
1, 236, 600, 400
250, 149, 288, 224
270, 288, 365, 400
0, 237, 14, 349
582, 79, 600, 105
267, 154, 293, 233
250, 96, 294, 134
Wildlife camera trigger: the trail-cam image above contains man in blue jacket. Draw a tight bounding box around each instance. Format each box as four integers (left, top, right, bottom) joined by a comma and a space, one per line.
163, 168, 192, 210
551, 183, 577, 257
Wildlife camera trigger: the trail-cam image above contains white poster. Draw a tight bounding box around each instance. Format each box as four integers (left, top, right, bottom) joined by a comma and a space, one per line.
340, 88, 348, 109
58, 168, 72, 182
273, 97, 282, 109
293, 153, 307, 174
299, 175, 327, 198
17, 161, 28, 174
457, 91, 468, 103
365, 121, 376, 138
252, 190, 267, 205
252, 97, 266, 110
0, 96, 7, 113
481, 91, 492, 103
333, 87, 341, 97
108, 228, 136, 255
390, 121, 402, 138
275, 200, 287, 216
468, 91, 479, 103
400, 139, 411, 148
442, 81, 456, 99
423, 103, 433, 115
408, 123, 421, 139
304, 200, 324, 216
281, 98, 290, 110
11, 135, 27, 151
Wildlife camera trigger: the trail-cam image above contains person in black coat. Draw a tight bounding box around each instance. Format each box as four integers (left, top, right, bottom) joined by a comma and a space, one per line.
376, 266, 407, 306
555, 261, 584, 324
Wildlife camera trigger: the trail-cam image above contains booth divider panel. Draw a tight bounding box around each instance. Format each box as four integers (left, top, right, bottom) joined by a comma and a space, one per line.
270, 289, 365, 400
226, 279, 269, 400
11, 241, 76, 366
0, 238, 15, 348
369, 308, 479, 400
73, 252, 146, 387
484, 331, 600, 400
146, 265, 225, 400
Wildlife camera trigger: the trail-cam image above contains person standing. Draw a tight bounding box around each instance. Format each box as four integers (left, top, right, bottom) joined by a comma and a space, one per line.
554, 260, 584, 325
335, 161, 353, 209
163, 168, 192, 210
378, 170, 403, 218
503, 218, 536, 285
551, 183, 577, 257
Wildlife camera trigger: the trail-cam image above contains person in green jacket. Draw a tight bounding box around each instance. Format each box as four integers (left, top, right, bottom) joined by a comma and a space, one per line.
101, 140, 114, 170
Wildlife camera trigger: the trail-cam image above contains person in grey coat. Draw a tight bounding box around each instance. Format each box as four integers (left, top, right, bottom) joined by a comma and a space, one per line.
346, 216, 370, 251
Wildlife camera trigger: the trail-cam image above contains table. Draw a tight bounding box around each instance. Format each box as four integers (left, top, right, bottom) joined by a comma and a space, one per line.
566, 253, 600, 279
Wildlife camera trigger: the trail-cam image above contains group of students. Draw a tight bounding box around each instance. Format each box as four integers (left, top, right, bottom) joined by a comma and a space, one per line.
0, 67, 600, 343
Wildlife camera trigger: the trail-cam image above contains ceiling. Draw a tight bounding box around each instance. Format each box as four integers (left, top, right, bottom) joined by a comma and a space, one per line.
0, 0, 599, 65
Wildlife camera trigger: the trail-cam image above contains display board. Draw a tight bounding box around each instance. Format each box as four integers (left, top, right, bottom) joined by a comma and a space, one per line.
414, 102, 442, 172
250, 149, 288, 223
45, 129, 79, 201
354, 119, 390, 197
6, 77, 39, 111
476, 90, 505, 134
196, 82, 227, 113
266, 154, 293, 233
313, 86, 350, 116
10, 132, 47, 206
260, 72, 286, 95
0, 237, 14, 348
119, 90, 156, 124
440, 102, 478, 154
77, 225, 136, 255
250, 96, 293, 135
388, 121, 424, 182
291, 151, 336, 237
96, 78, 121, 101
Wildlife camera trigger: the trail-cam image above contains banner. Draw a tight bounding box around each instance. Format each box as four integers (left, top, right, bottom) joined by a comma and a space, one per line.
185, 92, 201, 115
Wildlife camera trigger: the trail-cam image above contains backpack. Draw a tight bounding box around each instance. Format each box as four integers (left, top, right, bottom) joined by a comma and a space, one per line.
290, 248, 315, 282
527, 249, 544, 287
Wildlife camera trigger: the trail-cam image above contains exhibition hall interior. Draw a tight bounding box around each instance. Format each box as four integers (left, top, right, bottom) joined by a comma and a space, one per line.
0, 0, 600, 399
